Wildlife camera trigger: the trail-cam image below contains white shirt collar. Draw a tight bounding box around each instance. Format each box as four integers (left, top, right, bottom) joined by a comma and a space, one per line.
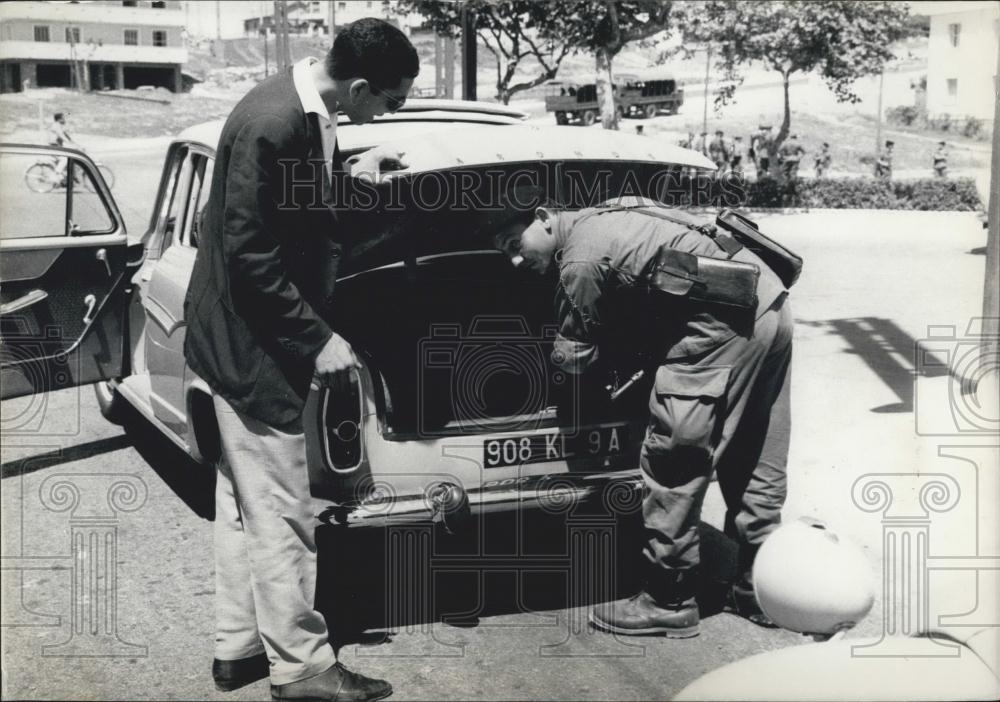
292, 57, 331, 122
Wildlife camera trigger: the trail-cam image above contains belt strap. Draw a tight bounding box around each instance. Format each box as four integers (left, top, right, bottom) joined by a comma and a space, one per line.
579, 204, 744, 259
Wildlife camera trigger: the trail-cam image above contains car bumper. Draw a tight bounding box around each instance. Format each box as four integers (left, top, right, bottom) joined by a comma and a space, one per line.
317, 468, 644, 529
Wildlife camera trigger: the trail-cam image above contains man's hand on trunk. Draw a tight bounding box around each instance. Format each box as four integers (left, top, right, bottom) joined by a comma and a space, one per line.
312, 333, 361, 390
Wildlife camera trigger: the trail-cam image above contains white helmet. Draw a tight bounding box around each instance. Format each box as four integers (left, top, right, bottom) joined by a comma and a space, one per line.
753, 517, 875, 634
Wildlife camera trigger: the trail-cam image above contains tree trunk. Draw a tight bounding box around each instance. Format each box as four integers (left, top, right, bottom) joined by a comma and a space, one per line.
596, 47, 619, 130
774, 70, 792, 153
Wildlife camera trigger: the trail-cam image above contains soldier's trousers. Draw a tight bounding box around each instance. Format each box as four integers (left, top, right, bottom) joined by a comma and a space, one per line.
640, 296, 793, 577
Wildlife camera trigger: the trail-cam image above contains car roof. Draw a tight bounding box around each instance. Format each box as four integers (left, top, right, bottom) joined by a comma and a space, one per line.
175, 98, 529, 152
377, 124, 716, 174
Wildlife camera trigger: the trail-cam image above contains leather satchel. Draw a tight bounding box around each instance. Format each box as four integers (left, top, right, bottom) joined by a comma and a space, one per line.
716, 208, 803, 288
648, 247, 760, 310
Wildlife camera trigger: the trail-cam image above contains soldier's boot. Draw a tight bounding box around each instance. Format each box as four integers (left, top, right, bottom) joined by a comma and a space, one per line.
725, 544, 777, 628
589, 569, 699, 638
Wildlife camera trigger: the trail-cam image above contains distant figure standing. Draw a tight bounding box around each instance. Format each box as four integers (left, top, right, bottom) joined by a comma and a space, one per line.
933, 141, 948, 177
814, 142, 832, 177
694, 131, 709, 157
708, 129, 730, 170
635, 124, 645, 136
874, 140, 894, 180
730, 135, 746, 176
752, 125, 773, 176
778, 134, 805, 179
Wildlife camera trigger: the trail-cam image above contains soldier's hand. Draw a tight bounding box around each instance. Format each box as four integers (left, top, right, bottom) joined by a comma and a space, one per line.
312, 333, 362, 390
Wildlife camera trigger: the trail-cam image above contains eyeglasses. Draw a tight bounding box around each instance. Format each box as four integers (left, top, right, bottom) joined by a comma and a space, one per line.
368, 83, 407, 112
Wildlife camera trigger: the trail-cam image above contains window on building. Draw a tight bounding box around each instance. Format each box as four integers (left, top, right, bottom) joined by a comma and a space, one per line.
947, 78, 958, 98
122, 1, 137, 7
367, 1, 373, 7
338, 2, 346, 10
152, 1, 167, 7
124, 29, 138, 45
65, 27, 81, 44
948, 23, 961, 47
153, 30, 167, 47
34, 25, 50, 42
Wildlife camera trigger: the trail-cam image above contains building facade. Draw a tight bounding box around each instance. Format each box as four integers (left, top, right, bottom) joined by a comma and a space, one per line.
924, 1, 999, 125
242, 1, 419, 37
0, 0, 187, 93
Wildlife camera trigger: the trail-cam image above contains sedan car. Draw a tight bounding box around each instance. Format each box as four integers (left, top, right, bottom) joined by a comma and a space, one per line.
0, 100, 716, 531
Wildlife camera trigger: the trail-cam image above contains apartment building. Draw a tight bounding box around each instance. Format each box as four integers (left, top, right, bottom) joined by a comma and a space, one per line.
0, 0, 187, 93
924, 1, 999, 125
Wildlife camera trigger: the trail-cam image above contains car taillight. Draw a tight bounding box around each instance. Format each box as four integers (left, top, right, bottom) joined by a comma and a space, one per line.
321, 371, 363, 474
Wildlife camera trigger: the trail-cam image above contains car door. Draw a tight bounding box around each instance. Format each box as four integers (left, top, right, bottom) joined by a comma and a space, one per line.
142, 145, 213, 435
0, 145, 137, 400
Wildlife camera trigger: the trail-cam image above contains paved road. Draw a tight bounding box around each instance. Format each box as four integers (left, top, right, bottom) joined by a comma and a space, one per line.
2, 151, 996, 700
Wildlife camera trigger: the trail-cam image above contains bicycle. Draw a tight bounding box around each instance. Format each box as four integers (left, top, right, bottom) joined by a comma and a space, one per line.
24, 158, 115, 194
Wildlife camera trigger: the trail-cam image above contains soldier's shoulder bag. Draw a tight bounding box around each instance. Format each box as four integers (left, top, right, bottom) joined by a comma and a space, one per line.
648, 247, 759, 310
716, 208, 803, 288
587, 201, 759, 309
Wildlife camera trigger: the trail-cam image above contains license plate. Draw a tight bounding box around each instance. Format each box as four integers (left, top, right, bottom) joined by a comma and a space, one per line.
483, 425, 629, 468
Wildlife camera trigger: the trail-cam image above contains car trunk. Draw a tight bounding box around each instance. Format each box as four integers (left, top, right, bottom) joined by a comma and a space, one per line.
318, 142, 716, 440
328, 250, 654, 438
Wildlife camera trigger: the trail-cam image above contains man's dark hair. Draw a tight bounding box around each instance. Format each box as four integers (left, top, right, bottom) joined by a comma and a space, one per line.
325, 18, 419, 90
53, 112, 64, 121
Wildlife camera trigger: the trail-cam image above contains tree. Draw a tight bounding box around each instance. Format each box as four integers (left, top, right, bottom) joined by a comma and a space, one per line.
674, 0, 909, 152
538, 1, 674, 130
400, 0, 571, 104
67, 32, 102, 92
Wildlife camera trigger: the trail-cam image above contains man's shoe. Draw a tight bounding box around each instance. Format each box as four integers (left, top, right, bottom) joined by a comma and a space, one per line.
213, 652, 270, 692
271, 662, 392, 702
589, 590, 700, 638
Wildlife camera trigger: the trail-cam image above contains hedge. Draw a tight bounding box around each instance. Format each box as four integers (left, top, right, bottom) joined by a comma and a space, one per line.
745, 176, 982, 210
672, 175, 983, 211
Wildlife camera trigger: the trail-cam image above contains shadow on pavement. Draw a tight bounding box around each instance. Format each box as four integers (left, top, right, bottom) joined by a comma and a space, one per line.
317, 508, 740, 649
120, 403, 216, 521
0, 434, 133, 479
801, 316, 948, 413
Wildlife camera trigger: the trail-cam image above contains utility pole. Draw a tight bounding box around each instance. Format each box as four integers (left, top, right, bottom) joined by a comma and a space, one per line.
434, 33, 456, 99
702, 44, 712, 139
216, 0, 221, 39
460, 4, 476, 100
875, 68, 885, 155
274, 0, 291, 72
329, 0, 336, 38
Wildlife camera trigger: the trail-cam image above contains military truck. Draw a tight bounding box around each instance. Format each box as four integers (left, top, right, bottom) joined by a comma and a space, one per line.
544, 69, 684, 125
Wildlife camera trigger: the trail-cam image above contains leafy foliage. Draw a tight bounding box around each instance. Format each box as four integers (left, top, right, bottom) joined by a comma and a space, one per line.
398, 0, 570, 104
886, 105, 989, 141
672, 1, 910, 150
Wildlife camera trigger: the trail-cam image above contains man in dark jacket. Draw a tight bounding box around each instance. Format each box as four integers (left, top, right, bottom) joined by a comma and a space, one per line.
494, 200, 792, 638
184, 19, 417, 701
